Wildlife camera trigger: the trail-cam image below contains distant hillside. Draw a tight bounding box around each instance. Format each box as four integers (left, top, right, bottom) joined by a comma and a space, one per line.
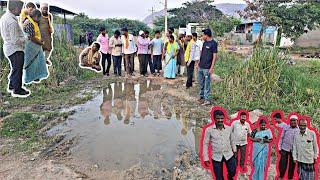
214, 3, 246, 18
142, 3, 246, 27
143, 9, 166, 28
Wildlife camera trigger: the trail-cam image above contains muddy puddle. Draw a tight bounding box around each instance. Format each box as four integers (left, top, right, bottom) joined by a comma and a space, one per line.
48, 80, 200, 171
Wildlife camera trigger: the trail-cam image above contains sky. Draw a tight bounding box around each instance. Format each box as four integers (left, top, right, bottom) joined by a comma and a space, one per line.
29, 0, 244, 20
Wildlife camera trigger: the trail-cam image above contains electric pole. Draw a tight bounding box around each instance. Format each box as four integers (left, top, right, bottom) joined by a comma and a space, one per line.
148, 6, 155, 29
164, 0, 168, 33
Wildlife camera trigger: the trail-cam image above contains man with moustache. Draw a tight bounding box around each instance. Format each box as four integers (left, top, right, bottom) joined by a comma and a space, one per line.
231, 111, 251, 172
293, 118, 319, 180
203, 109, 237, 180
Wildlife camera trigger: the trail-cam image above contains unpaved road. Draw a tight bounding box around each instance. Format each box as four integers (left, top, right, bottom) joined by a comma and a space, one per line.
1, 74, 287, 180
0, 76, 214, 180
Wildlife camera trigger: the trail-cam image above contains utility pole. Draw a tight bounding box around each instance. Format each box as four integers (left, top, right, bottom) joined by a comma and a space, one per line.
164, 0, 168, 33
148, 6, 155, 29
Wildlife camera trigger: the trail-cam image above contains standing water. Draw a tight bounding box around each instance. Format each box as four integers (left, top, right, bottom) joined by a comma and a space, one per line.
49, 80, 199, 171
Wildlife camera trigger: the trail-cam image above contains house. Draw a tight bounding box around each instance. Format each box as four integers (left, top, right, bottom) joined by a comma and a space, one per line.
178, 23, 206, 36
233, 20, 320, 48
0, 1, 77, 43
233, 21, 278, 45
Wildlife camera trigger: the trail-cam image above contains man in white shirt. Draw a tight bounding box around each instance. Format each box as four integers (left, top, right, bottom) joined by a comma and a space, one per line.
202, 109, 237, 180
0, 0, 30, 97
292, 118, 319, 180
194, 36, 203, 81
109, 30, 122, 76
150, 30, 163, 76
231, 111, 252, 172
121, 27, 136, 76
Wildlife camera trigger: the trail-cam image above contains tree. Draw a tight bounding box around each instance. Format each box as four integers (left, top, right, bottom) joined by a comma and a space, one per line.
63, 13, 151, 44
277, 2, 320, 40
210, 17, 241, 37
169, 0, 224, 27
239, 0, 320, 46
154, 0, 224, 29
153, 0, 236, 36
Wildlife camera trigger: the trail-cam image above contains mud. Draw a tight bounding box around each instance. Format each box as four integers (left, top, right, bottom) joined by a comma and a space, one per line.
1, 75, 283, 180
40, 78, 209, 179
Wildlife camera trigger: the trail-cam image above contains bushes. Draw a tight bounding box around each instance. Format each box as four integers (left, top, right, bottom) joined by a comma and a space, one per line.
45, 34, 97, 86
214, 48, 320, 126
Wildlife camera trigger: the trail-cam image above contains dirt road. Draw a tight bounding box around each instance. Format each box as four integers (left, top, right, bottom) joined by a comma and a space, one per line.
0, 75, 215, 180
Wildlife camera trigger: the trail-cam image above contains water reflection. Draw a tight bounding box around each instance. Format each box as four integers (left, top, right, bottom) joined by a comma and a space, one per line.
100, 80, 201, 153
56, 80, 204, 170
101, 80, 164, 126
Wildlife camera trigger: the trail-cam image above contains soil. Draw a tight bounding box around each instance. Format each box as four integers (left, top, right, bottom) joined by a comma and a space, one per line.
0, 72, 284, 180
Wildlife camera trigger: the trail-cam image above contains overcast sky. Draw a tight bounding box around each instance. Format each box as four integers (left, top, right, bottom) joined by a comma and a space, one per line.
29, 0, 244, 20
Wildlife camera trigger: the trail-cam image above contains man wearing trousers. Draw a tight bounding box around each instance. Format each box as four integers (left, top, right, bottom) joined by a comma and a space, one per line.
121, 27, 136, 77
197, 29, 218, 106
0, 0, 30, 97
203, 109, 237, 180
278, 115, 299, 180
109, 30, 122, 76
137, 30, 150, 77
185, 32, 199, 89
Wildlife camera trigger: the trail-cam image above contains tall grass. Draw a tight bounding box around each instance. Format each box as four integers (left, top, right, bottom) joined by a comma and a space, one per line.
46, 33, 97, 86
214, 48, 320, 128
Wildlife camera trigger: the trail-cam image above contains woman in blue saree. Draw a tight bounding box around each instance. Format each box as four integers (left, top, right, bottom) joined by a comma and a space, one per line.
250, 117, 273, 180
22, 9, 48, 84
163, 35, 179, 79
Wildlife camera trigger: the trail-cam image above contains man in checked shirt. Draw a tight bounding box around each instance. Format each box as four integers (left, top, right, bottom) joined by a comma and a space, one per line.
202, 108, 237, 180
277, 114, 299, 180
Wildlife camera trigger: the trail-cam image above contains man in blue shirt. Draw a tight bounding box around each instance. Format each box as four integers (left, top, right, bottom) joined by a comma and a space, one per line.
197, 29, 218, 106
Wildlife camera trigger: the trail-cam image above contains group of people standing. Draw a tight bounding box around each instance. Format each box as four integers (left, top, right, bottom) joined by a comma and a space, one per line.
80, 27, 164, 77
202, 108, 319, 180
0, 0, 53, 97
80, 27, 218, 106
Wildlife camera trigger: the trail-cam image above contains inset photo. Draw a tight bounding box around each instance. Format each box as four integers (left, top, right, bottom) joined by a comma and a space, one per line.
79, 42, 102, 73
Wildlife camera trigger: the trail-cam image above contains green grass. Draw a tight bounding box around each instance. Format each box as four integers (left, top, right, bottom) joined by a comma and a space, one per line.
0, 35, 101, 152
0, 113, 41, 139
0, 34, 100, 109
0, 111, 73, 152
